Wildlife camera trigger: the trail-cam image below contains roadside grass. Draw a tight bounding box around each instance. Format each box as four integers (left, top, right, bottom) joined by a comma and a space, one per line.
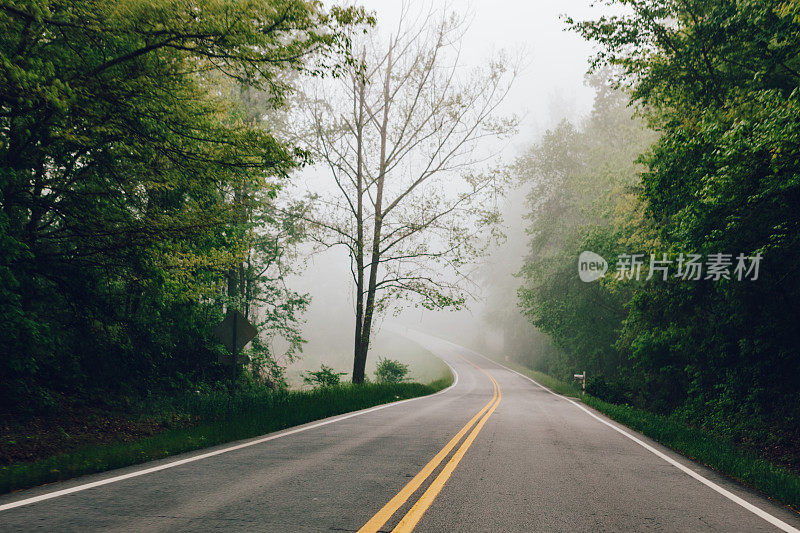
495, 359, 800, 510
582, 395, 800, 510
0, 378, 452, 495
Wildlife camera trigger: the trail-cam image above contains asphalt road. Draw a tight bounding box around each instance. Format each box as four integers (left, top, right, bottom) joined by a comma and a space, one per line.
2, 330, 800, 532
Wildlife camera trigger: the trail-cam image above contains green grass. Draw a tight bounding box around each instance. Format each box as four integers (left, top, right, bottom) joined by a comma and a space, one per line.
494, 359, 800, 510
0, 378, 452, 495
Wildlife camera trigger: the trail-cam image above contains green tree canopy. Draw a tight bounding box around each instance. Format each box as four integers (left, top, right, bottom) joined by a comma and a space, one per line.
0, 0, 369, 408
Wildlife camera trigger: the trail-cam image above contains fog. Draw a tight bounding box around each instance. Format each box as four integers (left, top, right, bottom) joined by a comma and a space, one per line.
6, 0, 794, 509
283, 0, 604, 386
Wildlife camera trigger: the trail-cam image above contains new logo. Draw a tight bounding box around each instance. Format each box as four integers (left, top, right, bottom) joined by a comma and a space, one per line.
578, 251, 608, 282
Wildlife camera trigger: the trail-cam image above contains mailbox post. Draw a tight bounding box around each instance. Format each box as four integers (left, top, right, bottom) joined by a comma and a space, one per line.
573, 371, 586, 392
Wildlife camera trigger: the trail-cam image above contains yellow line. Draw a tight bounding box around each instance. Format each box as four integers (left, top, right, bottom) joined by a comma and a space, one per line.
357, 377, 498, 533
392, 373, 501, 532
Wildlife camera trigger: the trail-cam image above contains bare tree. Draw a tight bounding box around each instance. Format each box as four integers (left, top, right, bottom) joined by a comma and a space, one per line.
298, 4, 517, 382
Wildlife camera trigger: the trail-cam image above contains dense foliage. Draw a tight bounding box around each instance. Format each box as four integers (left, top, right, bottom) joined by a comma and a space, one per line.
518, 0, 800, 460
0, 0, 366, 412
517, 74, 657, 380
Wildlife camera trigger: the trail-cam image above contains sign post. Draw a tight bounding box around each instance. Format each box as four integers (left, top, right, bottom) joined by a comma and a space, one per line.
231, 310, 238, 386
213, 309, 258, 389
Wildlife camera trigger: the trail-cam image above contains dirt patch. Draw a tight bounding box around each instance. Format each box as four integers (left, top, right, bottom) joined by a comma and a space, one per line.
753, 438, 800, 477
0, 404, 196, 466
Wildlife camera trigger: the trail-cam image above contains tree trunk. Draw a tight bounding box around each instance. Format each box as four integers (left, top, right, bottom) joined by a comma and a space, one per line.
352, 42, 393, 383
352, 68, 367, 383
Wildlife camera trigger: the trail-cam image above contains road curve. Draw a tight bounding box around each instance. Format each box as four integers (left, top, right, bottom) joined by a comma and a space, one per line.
2, 331, 800, 532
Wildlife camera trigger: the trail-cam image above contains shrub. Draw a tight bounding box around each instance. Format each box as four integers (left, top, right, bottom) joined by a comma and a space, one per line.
586, 376, 630, 404
374, 358, 410, 383
303, 364, 347, 388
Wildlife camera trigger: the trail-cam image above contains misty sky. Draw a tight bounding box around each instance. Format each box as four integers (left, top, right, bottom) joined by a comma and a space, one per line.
356, 0, 602, 143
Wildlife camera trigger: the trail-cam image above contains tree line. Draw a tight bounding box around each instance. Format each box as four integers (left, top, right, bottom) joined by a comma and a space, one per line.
515, 0, 800, 457
0, 0, 370, 411
1, 1, 514, 413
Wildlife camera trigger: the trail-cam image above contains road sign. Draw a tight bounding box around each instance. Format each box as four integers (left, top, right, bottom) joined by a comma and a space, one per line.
213, 309, 258, 361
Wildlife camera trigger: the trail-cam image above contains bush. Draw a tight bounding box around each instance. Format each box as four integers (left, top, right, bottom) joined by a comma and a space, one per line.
374, 358, 410, 383
303, 364, 347, 388
585, 376, 630, 404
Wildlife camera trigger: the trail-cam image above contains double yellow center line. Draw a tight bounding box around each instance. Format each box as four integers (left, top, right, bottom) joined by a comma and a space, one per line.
358, 360, 501, 533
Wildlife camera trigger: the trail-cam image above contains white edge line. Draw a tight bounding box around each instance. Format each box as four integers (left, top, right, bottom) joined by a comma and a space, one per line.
454, 343, 800, 533
0, 362, 459, 513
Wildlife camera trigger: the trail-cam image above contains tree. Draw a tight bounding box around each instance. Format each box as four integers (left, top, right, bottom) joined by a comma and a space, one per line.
298, 3, 517, 382
218, 81, 313, 387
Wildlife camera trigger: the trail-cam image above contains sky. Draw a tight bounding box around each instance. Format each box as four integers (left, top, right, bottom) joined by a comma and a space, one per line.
357, 0, 601, 147
282, 0, 608, 383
